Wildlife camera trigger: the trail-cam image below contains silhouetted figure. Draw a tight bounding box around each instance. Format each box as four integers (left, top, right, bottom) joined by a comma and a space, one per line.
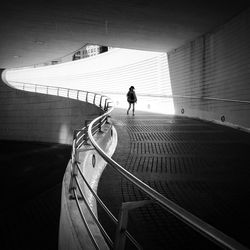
127, 86, 137, 115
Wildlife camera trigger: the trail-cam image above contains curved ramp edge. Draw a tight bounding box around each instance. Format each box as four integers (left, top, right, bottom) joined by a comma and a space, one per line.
59, 123, 117, 250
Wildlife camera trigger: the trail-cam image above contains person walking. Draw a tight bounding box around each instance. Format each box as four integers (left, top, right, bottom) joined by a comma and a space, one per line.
127, 86, 137, 115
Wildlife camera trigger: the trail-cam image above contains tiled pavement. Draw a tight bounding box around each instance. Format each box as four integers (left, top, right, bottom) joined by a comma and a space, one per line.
97, 108, 250, 250
1, 108, 250, 250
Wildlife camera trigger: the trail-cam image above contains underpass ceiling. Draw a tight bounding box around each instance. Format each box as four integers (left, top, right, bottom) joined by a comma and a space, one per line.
0, 0, 249, 68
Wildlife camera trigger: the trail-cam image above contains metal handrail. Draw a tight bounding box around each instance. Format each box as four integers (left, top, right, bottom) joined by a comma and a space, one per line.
8, 81, 106, 103
96, 91, 250, 104
10, 81, 250, 104
76, 162, 143, 249
88, 109, 249, 249
74, 175, 113, 248
68, 96, 143, 249
10, 81, 120, 249
10, 80, 249, 249
73, 188, 100, 250
6, 81, 118, 247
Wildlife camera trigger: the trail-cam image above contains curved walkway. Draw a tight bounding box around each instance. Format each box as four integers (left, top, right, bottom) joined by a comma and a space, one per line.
97, 108, 250, 250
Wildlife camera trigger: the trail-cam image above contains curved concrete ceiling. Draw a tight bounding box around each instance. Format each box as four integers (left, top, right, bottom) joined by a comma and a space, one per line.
0, 0, 249, 68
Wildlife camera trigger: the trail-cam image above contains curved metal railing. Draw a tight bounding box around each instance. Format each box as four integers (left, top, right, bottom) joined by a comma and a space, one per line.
69, 94, 143, 249
7, 80, 249, 250
87, 109, 250, 249
6, 80, 143, 249
97, 91, 250, 105
6, 81, 112, 108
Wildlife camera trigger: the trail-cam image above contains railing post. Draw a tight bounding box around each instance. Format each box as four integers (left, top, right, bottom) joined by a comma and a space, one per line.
77, 90, 79, 100
104, 99, 108, 111
106, 102, 111, 124
69, 130, 83, 196
83, 121, 90, 145
86, 92, 88, 102
106, 115, 111, 124
114, 200, 152, 250
114, 206, 128, 250
106, 101, 111, 109
99, 96, 103, 108
69, 136, 78, 196
98, 117, 102, 132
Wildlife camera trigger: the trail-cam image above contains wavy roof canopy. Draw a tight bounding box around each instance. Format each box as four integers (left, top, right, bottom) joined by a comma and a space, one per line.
0, 0, 249, 68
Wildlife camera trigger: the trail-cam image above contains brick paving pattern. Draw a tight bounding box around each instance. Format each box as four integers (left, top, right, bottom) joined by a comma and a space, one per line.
1, 108, 249, 250
97, 109, 250, 250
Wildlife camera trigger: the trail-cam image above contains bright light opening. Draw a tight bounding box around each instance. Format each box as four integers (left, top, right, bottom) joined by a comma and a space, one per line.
2, 48, 175, 114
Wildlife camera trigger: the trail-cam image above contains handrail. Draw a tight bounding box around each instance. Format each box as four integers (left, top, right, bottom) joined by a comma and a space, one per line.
74, 174, 113, 248
8, 80, 249, 249
67, 92, 143, 249
76, 162, 143, 250
9, 81, 250, 105
8, 81, 122, 248
95, 91, 250, 104
73, 188, 100, 250
88, 108, 249, 249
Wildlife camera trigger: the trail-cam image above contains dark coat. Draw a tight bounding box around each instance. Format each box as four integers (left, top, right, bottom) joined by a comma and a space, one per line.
127, 90, 137, 103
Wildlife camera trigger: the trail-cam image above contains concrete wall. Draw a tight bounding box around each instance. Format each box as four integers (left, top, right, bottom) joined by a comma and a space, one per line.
0, 68, 115, 249
0, 69, 101, 144
59, 124, 117, 250
168, 8, 250, 130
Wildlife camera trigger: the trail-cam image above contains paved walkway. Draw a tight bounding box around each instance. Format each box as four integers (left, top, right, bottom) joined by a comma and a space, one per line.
97, 108, 250, 250
0, 141, 71, 250
1, 109, 250, 250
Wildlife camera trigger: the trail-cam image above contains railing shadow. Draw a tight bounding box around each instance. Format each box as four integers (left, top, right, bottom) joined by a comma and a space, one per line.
7, 81, 249, 250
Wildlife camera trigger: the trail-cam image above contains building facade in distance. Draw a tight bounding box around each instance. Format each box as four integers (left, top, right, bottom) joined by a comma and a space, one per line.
72, 44, 110, 61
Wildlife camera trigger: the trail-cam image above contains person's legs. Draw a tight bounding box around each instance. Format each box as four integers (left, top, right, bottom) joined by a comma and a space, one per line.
132, 103, 135, 115
127, 103, 131, 114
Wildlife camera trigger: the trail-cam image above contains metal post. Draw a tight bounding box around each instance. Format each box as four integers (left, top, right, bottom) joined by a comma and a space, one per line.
86, 92, 88, 102
69, 161, 78, 195
106, 115, 111, 124
106, 101, 110, 109
114, 206, 128, 250
69, 137, 78, 195
104, 99, 108, 111
114, 200, 152, 250
99, 96, 103, 108
83, 121, 90, 145
98, 117, 102, 132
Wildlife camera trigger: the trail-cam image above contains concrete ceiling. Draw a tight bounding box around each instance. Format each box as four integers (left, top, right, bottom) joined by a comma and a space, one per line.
0, 0, 249, 69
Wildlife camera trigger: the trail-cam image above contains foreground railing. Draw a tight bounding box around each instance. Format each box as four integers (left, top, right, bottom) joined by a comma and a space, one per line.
86, 113, 249, 250
69, 96, 144, 249
9, 81, 249, 250
69, 90, 249, 249
8, 81, 142, 249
